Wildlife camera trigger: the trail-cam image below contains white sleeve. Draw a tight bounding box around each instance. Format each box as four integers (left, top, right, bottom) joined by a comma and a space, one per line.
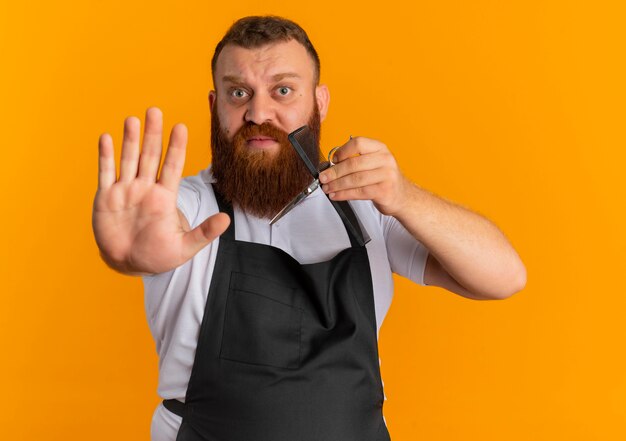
382, 214, 430, 286
176, 178, 202, 228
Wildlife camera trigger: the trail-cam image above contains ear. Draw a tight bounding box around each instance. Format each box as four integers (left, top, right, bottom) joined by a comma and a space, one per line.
315, 84, 330, 122
208, 90, 217, 112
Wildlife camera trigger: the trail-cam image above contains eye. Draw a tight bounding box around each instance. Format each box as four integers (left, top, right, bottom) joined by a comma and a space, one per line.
277, 86, 292, 96
230, 88, 249, 99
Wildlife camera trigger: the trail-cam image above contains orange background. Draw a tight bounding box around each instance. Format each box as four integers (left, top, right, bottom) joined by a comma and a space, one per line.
1, 1, 625, 439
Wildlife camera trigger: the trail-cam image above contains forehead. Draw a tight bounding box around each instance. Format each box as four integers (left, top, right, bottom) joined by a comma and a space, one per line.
214, 39, 316, 86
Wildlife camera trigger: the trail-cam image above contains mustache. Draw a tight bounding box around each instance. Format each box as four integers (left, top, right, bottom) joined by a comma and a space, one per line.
233, 122, 290, 145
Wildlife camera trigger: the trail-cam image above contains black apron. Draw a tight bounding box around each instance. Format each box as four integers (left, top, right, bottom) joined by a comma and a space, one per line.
163, 188, 391, 441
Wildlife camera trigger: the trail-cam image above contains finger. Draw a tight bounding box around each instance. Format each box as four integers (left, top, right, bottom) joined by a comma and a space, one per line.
320, 153, 380, 183
119, 116, 141, 182
326, 184, 381, 202
159, 123, 188, 192
332, 137, 384, 163
182, 212, 230, 258
322, 169, 389, 194
98, 133, 116, 189
137, 107, 164, 180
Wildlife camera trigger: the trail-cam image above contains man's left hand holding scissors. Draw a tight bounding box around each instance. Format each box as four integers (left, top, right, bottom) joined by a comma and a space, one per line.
318, 136, 411, 217
320, 135, 527, 300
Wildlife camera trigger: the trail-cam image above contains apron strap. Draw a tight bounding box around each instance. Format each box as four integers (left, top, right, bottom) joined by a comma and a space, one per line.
213, 185, 236, 241
329, 199, 367, 248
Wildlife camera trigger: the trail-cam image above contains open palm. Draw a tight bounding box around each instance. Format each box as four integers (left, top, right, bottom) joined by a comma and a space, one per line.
92, 107, 229, 275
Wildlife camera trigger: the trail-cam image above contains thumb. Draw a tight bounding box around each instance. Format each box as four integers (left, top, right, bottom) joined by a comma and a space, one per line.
182, 212, 230, 258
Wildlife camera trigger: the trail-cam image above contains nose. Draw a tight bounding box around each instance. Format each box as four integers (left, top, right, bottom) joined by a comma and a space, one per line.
244, 93, 275, 125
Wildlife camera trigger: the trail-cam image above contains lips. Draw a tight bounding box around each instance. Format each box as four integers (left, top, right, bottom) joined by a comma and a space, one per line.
246, 135, 279, 149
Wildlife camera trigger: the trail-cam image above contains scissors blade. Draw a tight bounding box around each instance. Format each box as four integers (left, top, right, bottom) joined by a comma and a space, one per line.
269, 179, 319, 225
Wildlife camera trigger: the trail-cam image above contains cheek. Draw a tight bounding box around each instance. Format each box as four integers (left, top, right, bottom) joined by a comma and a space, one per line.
279, 103, 313, 132
217, 108, 242, 139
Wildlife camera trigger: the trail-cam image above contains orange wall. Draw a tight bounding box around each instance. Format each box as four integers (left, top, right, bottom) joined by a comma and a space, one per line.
1, 1, 625, 439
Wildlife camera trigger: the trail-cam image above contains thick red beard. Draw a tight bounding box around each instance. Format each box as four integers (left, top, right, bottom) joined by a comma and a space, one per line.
211, 105, 321, 219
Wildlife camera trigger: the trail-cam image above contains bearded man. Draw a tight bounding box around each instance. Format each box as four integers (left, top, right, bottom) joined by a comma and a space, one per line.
93, 15, 526, 441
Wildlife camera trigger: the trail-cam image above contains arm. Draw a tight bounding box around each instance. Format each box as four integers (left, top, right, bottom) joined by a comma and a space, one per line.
92, 107, 229, 276
318, 137, 526, 300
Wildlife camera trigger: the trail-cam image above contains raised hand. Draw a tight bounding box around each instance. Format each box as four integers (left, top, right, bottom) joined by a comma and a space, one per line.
92, 107, 230, 275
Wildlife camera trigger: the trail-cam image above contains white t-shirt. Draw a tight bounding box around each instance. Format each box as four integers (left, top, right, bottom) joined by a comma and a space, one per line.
143, 167, 429, 441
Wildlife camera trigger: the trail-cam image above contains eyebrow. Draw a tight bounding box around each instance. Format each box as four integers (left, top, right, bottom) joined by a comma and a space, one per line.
221, 72, 302, 84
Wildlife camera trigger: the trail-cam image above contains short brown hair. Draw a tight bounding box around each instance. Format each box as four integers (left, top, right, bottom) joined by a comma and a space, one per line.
212, 16, 321, 84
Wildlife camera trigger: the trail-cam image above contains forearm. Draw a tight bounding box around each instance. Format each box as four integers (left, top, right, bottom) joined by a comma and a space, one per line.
393, 179, 526, 298
317, 136, 526, 298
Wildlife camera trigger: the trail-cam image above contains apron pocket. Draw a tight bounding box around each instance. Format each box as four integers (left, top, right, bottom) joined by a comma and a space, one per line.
220, 273, 303, 369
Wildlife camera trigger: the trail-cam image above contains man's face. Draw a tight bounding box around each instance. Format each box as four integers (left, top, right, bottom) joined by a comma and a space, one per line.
210, 39, 328, 155
209, 39, 329, 218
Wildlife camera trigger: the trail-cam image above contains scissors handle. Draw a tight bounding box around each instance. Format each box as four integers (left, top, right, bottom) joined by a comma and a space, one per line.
328, 146, 341, 166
